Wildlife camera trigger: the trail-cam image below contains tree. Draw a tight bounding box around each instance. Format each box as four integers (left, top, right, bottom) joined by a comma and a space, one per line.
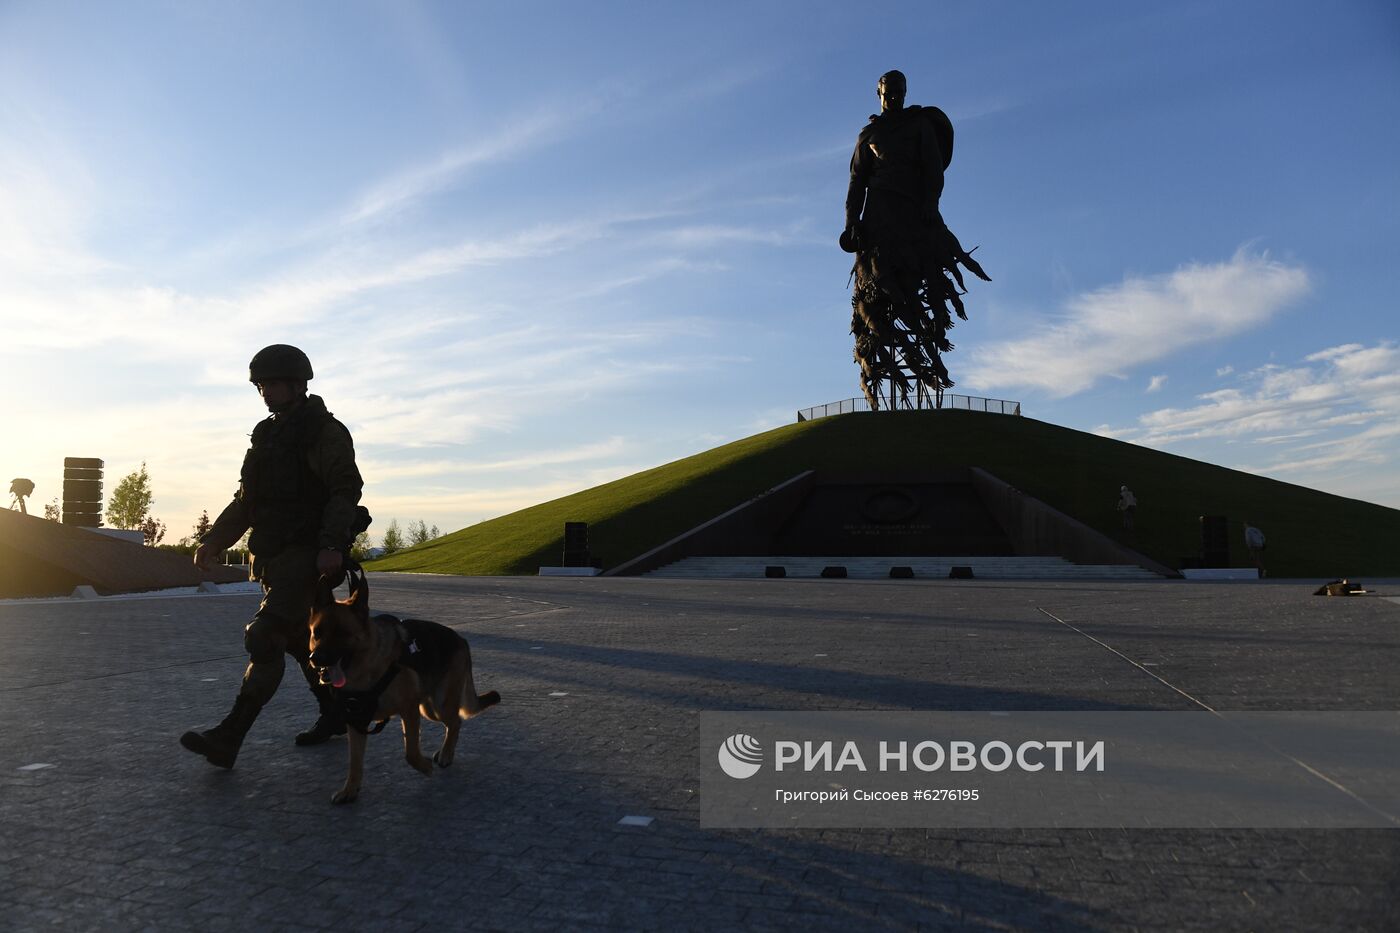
172, 510, 212, 552
107, 463, 155, 531
349, 531, 373, 562
226, 529, 251, 566
381, 519, 404, 555
409, 519, 430, 547
43, 498, 61, 522
140, 516, 167, 547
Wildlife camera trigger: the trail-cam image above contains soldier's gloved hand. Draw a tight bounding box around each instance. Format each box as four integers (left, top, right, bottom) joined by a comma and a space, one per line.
317, 548, 344, 579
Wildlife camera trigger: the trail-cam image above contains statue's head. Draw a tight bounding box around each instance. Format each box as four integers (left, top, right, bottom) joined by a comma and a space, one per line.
877, 70, 907, 113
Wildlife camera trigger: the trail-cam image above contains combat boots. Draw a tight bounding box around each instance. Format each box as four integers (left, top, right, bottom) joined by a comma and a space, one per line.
179, 695, 261, 769
294, 684, 346, 746
295, 712, 346, 746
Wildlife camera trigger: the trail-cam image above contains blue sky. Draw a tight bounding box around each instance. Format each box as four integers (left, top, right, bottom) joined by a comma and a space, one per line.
3, 1, 1398, 542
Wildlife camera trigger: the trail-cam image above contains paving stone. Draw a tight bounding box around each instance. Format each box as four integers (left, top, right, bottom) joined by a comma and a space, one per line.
1, 576, 1398, 930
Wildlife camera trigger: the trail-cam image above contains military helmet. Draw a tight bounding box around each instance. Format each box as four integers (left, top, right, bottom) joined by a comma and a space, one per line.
249, 344, 314, 383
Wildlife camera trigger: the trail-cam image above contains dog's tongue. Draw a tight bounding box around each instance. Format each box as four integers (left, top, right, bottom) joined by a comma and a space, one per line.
329, 662, 347, 689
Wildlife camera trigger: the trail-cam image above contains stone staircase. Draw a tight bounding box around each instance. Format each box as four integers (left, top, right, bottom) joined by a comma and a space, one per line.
644, 555, 1165, 581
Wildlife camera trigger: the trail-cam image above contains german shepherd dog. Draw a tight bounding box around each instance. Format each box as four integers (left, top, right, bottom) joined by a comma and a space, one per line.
308, 566, 499, 804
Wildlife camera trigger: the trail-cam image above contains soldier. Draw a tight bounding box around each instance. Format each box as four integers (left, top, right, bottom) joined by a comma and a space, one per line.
182, 344, 370, 768
843, 69, 989, 408
844, 70, 947, 264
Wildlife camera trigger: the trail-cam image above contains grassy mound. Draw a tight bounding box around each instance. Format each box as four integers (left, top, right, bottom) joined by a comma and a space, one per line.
365, 411, 1400, 577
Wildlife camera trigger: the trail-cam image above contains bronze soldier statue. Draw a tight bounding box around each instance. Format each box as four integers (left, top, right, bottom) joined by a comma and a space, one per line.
182, 344, 370, 768
8, 478, 34, 514
844, 70, 990, 409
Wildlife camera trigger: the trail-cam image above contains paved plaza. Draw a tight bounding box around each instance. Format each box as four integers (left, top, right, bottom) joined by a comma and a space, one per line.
2, 574, 1398, 931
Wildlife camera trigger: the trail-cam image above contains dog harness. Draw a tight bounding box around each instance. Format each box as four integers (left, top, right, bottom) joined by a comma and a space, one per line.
335, 666, 399, 735
330, 614, 452, 734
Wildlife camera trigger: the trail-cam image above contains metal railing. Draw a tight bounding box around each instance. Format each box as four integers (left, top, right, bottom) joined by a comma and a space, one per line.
797, 393, 1021, 422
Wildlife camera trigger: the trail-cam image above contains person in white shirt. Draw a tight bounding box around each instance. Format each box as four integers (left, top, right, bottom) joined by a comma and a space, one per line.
1116, 485, 1137, 530
1244, 520, 1267, 577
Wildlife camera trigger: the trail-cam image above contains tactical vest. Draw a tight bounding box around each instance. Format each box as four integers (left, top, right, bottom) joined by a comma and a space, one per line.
240, 399, 334, 558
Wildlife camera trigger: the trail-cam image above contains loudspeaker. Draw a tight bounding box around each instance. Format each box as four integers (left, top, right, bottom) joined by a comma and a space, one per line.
949, 566, 975, 579
764, 566, 786, 578
889, 566, 914, 579
820, 566, 847, 578
62, 457, 104, 527
562, 522, 590, 567
62, 478, 101, 500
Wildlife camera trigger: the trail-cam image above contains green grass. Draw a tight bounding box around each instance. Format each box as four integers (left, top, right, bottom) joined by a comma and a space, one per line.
365, 411, 1400, 578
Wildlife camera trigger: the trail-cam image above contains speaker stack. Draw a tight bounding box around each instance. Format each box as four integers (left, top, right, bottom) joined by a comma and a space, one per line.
562, 521, 591, 567
62, 457, 103, 527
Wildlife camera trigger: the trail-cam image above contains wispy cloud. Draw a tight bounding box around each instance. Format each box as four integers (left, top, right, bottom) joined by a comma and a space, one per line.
962, 249, 1309, 397
655, 221, 816, 249
361, 438, 629, 482
238, 221, 603, 325
0, 131, 748, 536
1146, 374, 1167, 393
559, 257, 728, 303
671, 60, 779, 105
0, 219, 608, 357
343, 107, 589, 226
334, 57, 775, 232
1100, 342, 1400, 502
362, 460, 660, 527
0, 145, 113, 281
365, 474, 624, 526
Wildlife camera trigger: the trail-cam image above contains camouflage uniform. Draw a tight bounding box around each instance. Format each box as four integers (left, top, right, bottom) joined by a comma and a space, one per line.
209, 394, 364, 696
182, 346, 368, 769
